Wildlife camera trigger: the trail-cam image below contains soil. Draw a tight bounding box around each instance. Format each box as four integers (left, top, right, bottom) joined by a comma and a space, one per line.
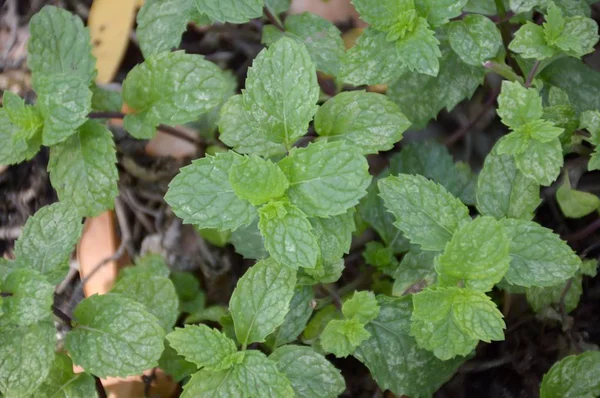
1, 1, 600, 397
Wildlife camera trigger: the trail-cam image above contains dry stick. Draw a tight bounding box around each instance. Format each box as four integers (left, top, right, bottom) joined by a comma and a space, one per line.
87, 112, 202, 146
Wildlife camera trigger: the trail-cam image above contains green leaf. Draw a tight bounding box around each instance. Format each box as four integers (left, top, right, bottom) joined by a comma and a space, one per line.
66, 293, 165, 378
448, 14, 502, 66
416, 0, 469, 27
354, 296, 465, 397
270, 345, 345, 398
351, 0, 415, 32
378, 174, 471, 251
0, 108, 41, 165
1, 269, 54, 327
218, 95, 286, 157
411, 287, 505, 360
91, 84, 122, 113
389, 140, 477, 205
27, 5, 96, 84
387, 46, 484, 128
14, 202, 82, 284
342, 291, 380, 324
122, 51, 230, 139
510, 22, 556, 59
158, 339, 198, 382
230, 258, 296, 346
497, 81, 543, 129
259, 201, 320, 269
395, 17, 441, 76
229, 156, 289, 206
3, 91, 43, 146
279, 141, 371, 217
523, 119, 564, 142
195, 0, 263, 23
37, 353, 97, 398
363, 241, 398, 274
500, 218, 580, 287
320, 318, 371, 358
546, 6, 598, 58
264, 13, 345, 76
112, 271, 178, 331
314, 91, 410, 154
510, 0, 543, 13
392, 247, 437, 295
309, 211, 355, 263
48, 120, 118, 217
165, 152, 257, 231
181, 351, 294, 398
556, 175, 600, 218
526, 275, 582, 314
267, 285, 314, 348
514, 138, 563, 186
476, 149, 541, 220
496, 130, 530, 156
35, 74, 92, 146
0, 320, 56, 397
136, 0, 196, 57
298, 258, 345, 285
540, 351, 600, 398
265, 0, 290, 14
339, 28, 406, 85
436, 216, 510, 292
242, 37, 319, 147
167, 325, 237, 370
229, 218, 268, 259
131, 253, 171, 278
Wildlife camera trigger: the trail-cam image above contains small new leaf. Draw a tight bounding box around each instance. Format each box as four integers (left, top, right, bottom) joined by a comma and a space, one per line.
320, 318, 371, 358
342, 291, 380, 324
230, 258, 297, 346
167, 325, 237, 370
497, 81, 543, 129
0, 109, 41, 165
229, 156, 289, 206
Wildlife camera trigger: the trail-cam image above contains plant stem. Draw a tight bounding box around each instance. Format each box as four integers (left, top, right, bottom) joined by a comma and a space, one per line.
94, 376, 108, 398
263, 6, 285, 32
0, 292, 13, 297
494, 0, 525, 78
52, 305, 73, 329
525, 60, 541, 87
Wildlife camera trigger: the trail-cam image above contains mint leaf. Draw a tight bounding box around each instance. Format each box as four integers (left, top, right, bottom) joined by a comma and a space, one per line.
229, 258, 296, 346
509, 0, 543, 13
314, 91, 410, 154
411, 287, 505, 360
497, 81, 543, 129
0, 320, 55, 397
129, 253, 171, 278
500, 218, 580, 287
136, 0, 197, 57
0, 108, 41, 165
2, 269, 53, 326
387, 46, 484, 128
510, 22, 556, 59
389, 140, 477, 205
66, 293, 165, 378
195, 0, 263, 23
378, 174, 471, 251
279, 141, 371, 217
556, 175, 600, 218
91, 85, 122, 113
258, 201, 319, 269
540, 351, 600, 398
229, 156, 289, 206
351, 0, 415, 32
264, 13, 345, 76
436, 216, 511, 292
298, 258, 344, 285
392, 247, 437, 295
182, 351, 294, 398
448, 14, 502, 66
514, 138, 563, 186
266, 0, 290, 14
243, 37, 319, 147
546, 4, 598, 58
320, 318, 371, 358
267, 285, 314, 348
37, 353, 96, 398
167, 325, 237, 370
342, 291, 380, 324
218, 95, 286, 157
112, 270, 179, 331
354, 296, 465, 397
229, 218, 268, 259
122, 51, 230, 139
363, 241, 398, 274
14, 202, 82, 284
339, 28, 406, 85
3, 91, 43, 146
526, 275, 582, 314
270, 345, 345, 398
310, 211, 355, 263
476, 150, 541, 220
35, 74, 92, 146
48, 120, 118, 217
416, 0, 469, 27
27, 5, 96, 84
165, 152, 257, 231
158, 339, 198, 382
394, 17, 441, 76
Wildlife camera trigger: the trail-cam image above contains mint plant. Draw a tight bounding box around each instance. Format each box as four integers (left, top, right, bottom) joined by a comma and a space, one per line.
1, 0, 600, 397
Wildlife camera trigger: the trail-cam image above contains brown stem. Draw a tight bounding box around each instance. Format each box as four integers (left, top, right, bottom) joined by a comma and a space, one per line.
52, 305, 73, 329
563, 217, 600, 242
445, 86, 500, 146
525, 60, 541, 87
95, 376, 108, 398
263, 6, 285, 32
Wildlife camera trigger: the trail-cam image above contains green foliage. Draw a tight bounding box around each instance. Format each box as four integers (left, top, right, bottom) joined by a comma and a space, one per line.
540, 351, 600, 398
36, 354, 97, 398
556, 175, 600, 218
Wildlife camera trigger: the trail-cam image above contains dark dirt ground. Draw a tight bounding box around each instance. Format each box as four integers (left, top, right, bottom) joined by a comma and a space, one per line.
1, 1, 600, 397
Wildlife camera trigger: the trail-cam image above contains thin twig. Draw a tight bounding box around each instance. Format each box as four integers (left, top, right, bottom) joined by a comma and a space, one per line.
525, 60, 541, 87
559, 278, 574, 329
445, 87, 500, 146
320, 284, 342, 311
0, 292, 13, 297
563, 217, 600, 242
52, 305, 73, 329
94, 377, 108, 398
263, 6, 285, 32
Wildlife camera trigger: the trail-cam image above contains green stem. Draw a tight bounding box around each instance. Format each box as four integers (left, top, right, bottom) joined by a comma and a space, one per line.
483, 61, 524, 84
494, 0, 525, 78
